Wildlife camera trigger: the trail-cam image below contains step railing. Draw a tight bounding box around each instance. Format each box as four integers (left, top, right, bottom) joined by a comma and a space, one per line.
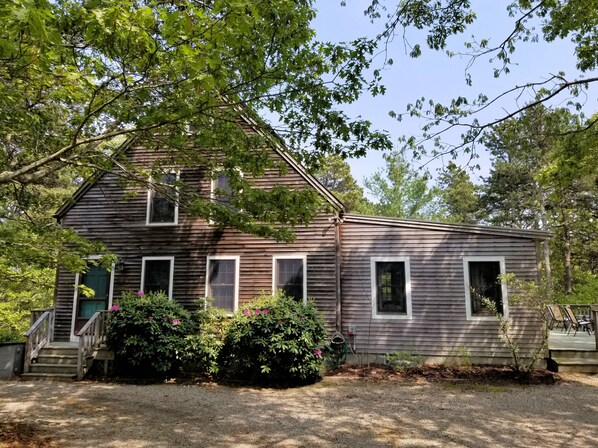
23, 308, 55, 373
77, 310, 108, 380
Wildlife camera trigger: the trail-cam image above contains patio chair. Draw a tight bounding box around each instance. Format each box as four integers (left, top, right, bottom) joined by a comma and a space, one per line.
546, 305, 566, 330
563, 306, 593, 336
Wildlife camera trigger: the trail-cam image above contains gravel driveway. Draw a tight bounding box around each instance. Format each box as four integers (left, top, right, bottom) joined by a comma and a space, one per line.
1, 374, 597, 447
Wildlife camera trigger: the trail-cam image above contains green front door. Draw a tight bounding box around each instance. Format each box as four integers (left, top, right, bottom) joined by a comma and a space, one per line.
75, 266, 111, 334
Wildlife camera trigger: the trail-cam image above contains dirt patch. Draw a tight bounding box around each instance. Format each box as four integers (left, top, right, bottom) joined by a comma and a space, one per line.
1, 374, 596, 447
0, 421, 58, 448
325, 364, 558, 385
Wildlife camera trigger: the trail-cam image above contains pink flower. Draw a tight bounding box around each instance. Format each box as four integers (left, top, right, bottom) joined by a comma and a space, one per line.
243, 309, 251, 316
172, 319, 180, 325
110, 305, 120, 311
314, 349, 322, 358
136, 291, 145, 296
254, 309, 261, 315
262, 309, 269, 314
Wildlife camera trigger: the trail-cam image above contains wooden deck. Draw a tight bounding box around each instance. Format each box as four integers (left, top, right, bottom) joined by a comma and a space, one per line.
547, 329, 598, 373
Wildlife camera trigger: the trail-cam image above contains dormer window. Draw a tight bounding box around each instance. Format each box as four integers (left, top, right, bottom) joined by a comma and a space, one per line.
146, 171, 179, 225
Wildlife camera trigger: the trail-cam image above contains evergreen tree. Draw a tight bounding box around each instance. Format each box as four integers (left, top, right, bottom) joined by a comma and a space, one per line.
364, 151, 443, 219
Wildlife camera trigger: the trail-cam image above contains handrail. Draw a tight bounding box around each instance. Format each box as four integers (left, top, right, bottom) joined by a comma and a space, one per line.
23, 309, 55, 373
77, 310, 108, 380
30, 308, 54, 327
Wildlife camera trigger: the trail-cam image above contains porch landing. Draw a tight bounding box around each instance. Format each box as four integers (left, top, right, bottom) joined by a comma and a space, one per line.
547, 330, 598, 373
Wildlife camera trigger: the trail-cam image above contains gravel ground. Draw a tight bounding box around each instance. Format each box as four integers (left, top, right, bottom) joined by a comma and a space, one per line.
1, 374, 597, 448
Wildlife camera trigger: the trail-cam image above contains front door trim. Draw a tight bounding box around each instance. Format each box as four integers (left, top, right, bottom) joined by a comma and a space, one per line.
70, 256, 115, 342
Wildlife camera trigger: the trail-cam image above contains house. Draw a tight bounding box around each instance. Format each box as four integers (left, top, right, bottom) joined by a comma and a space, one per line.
25, 118, 550, 378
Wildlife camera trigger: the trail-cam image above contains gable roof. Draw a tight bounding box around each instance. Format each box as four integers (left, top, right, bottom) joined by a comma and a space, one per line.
54, 121, 344, 221
343, 214, 551, 240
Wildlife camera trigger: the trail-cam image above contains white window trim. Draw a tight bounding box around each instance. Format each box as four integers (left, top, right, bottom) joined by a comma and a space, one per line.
463, 256, 509, 321
210, 168, 243, 203
70, 255, 115, 342
145, 170, 180, 226
370, 256, 413, 320
205, 255, 240, 314
272, 254, 308, 304
141, 256, 175, 299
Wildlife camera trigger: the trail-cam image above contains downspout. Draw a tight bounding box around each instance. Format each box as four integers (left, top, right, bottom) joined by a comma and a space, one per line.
334, 214, 344, 332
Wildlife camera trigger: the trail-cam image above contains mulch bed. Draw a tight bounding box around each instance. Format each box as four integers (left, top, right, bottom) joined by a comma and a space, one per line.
325, 364, 559, 385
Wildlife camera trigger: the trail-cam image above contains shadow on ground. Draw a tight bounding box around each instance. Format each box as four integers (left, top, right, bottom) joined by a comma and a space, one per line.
1, 374, 597, 447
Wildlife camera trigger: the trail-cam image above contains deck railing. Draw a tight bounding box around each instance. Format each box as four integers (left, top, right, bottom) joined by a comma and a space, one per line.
23, 308, 55, 373
77, 310, 108, 380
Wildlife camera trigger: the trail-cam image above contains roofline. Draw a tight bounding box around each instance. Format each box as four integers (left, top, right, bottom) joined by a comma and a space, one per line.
343, 214, 552, 240
55, 116, 346, 221
238, 112, 345, 212
54, 137, 137, 221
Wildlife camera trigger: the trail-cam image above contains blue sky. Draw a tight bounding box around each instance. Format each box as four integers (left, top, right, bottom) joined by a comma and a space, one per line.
312, 1, 598, 188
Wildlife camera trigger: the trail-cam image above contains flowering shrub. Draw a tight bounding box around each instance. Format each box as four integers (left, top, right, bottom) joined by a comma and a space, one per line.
105, 291, 194, 378
218, 293, 327, 385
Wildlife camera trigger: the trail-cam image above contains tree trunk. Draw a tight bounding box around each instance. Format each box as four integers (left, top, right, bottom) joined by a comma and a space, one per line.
563, 222, 573, 294
537, 194, 553, 290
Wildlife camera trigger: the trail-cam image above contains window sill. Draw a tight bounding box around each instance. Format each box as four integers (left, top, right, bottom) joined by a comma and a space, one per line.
466, 315, 503, 321
145, 222, 178, 227
372, 313, 412, 320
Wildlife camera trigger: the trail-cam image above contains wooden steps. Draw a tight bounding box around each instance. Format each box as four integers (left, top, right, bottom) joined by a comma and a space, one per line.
20, 345, 78, 382
547, 348, 598, 374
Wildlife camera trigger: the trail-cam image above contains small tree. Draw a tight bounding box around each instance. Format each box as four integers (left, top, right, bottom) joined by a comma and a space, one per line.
482, 274, 552, 374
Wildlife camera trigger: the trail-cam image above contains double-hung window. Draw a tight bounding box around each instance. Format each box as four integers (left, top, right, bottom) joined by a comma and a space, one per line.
141, 256, 174, 298
370, 257, 412, 319
211, 173, 232, 206
273, 255, 307, 303
463, 256, 508, 320
146, 171, 179, 225
206, 256, 239, 313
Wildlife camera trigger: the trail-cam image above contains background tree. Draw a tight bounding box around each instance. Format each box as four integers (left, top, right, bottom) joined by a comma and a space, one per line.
364, 151, 443, 219
312, 155, 369, 213
437, 162, 482, 224
537, 118, 598, 293
0, 169, 111, 341
480, 106, 598, 294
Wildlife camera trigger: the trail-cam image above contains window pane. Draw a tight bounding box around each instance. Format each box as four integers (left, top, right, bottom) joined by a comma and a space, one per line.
144, 259, 172, 295
209, 259, 236, 311
213, 174, 231, 204
149, 173, 176, 223
276, 259, 304, 302
469, 261, 502, 315
81, 266, 110, 299
78, 265, 110, 318
376, 262, 406, 313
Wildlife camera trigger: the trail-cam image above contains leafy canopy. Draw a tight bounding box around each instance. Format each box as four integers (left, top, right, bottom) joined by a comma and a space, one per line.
358, 0, 598, 158
1, 0, 392, 228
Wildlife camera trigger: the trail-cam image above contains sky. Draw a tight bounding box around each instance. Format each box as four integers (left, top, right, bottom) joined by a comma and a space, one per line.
311, 0, 598, 188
